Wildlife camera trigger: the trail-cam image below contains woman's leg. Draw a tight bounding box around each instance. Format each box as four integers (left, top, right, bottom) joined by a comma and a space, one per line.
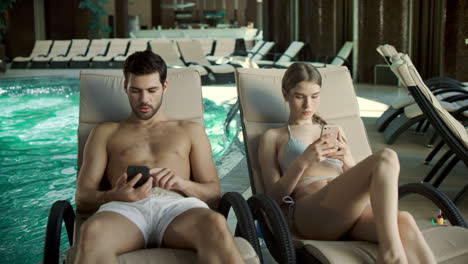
294, 148, 407, 263
349, 207, 436, 264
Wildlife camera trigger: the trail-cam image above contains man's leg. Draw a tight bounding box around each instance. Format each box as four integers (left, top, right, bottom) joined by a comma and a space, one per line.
74, 211, 145, 264
162, 208, 244, 264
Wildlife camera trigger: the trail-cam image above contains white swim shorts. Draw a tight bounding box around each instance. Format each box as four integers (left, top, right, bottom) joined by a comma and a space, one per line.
97, 187, 209, 247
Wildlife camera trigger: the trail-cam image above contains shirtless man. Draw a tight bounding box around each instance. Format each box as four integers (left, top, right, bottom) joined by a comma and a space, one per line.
74, 50, 244, 264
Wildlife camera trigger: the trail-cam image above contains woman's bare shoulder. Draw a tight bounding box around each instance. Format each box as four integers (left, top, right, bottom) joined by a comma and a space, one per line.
262, 126, 288, 142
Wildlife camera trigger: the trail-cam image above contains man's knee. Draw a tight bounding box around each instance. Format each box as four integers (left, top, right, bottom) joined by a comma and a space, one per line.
197, 211, 232, 243
79, 218, 106, 248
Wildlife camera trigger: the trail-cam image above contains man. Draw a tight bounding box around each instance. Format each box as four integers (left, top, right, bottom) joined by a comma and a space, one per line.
74, 50, 244, 263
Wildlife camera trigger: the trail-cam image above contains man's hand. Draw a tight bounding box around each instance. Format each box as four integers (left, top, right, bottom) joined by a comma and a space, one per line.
150, 168, 189, 191
108, 172, 153, 202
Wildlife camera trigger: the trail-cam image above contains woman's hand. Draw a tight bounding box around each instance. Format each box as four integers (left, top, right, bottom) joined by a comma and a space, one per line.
324, 130, 355, 169
299, 134, 340, 167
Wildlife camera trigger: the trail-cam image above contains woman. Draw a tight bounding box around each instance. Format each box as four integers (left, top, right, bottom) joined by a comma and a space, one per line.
258, 63, 436, 264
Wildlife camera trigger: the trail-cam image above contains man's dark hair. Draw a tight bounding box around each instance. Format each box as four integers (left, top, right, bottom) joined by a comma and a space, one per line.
123, 50, 167, 84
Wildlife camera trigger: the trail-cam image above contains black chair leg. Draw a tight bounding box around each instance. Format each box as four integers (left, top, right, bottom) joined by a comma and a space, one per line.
423, 150, 454, 183
421, 120, 431, 134
433, 156, 460, 188
453, 184, 468, 205
415, 119, 425, 134
424, 140, 445, 164
427, 132, 439, 148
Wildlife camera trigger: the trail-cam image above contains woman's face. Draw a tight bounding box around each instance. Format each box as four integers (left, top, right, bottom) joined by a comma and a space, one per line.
284, 81, 321, 123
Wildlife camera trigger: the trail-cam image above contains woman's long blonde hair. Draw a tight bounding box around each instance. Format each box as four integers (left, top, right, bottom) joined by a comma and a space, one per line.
282, 63, 327, 126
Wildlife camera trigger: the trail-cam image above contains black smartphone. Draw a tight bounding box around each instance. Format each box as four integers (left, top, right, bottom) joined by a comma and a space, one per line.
126, 165, 150, 188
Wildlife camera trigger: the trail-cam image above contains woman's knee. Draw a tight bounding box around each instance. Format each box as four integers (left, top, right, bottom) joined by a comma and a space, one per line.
397, 211, 420, 239
374, 148, 400, 171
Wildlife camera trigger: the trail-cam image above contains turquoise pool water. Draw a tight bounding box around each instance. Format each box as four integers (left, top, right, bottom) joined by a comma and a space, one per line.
0, 77, 235, 263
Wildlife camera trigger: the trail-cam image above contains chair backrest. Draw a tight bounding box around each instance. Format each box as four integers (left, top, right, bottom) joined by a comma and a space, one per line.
376, 44, 398, 64
236, 67, 372, 194
251, 41, 275, 61
195, 38, 214, 55
330, 41, 353, 66
176, 39, 210, 66
126, 39, 149, 55
67, 39, 90, 57
29, 40, 53, 57
47, 40, 71, 56
149, 39, 186, 67
104, 39, 129, 56
213, 38, 236, 57
390, 55, 468, 149
276, 41, 305, 64
247, 40, 265, 58
84, 39, 109, 57
77, 68, 204, 169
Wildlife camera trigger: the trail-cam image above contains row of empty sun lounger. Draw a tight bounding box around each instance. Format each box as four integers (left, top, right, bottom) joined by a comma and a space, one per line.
131, 28, 260, 40
11, 38, 241, 69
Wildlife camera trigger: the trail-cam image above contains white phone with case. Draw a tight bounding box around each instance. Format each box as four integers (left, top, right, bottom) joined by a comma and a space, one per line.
321, 125, 340, 140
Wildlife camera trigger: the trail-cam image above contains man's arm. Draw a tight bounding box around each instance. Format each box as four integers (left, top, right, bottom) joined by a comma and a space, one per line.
75, 124, 114, 214
182, 122, 221, 207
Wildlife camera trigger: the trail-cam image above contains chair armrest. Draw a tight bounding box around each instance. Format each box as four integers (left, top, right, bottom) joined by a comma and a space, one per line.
43, 200, 75, 264
433, 87, 467, 96
399, 183, 467, 227
217, 192, 261, 259
443, 94, 468, 103
248, 194, 296, 264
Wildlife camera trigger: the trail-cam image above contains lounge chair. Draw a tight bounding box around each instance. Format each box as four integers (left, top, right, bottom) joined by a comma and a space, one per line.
255, 41, 305, 68
228, 41, 275, 68
91, 39, 129, 68
43, 68, 261, 264
30, 40, 71, 68
206, 38, 237, 64
176, 39, 236, 83
307, 41, 354, 68
50, 39, 90, 68
379, 53, 467, 144
375, 45, 467, 133
195, 38, 215, 56
149, 39, 211, 84
69, 39, 109, 68
113, 39, 149, 68
236, 67, 468, 263
11, 40, 53, 69
391, 56, 468, 202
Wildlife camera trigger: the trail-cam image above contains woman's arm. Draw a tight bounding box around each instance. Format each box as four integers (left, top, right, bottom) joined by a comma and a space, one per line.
258, 129, 303, 203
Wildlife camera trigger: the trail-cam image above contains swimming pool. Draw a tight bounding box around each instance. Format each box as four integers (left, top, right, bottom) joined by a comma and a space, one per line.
0, 76, 236, 263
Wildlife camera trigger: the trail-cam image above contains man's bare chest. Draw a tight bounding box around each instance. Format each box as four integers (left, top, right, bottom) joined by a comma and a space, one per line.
107, 127, 191, 161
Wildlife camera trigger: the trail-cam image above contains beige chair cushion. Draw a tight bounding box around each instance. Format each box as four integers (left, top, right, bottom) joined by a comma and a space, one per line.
52, 39, 90, 62
13, 40, 53, 62
72, 39, 109, 61
66, 237, 259, 264
114, 39, 149, 61
296, 226, 468, 264
93, 39, 129, 61
77, 68, 204, 168
391, 55, 468, 148
237, 66, 371, 194
32, 40, 71, 61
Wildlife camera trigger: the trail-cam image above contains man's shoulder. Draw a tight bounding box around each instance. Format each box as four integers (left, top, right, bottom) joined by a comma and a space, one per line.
92, 122, 120, 138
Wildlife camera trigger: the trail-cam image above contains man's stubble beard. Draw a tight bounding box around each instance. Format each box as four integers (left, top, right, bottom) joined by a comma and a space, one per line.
132, 94, 164, 120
